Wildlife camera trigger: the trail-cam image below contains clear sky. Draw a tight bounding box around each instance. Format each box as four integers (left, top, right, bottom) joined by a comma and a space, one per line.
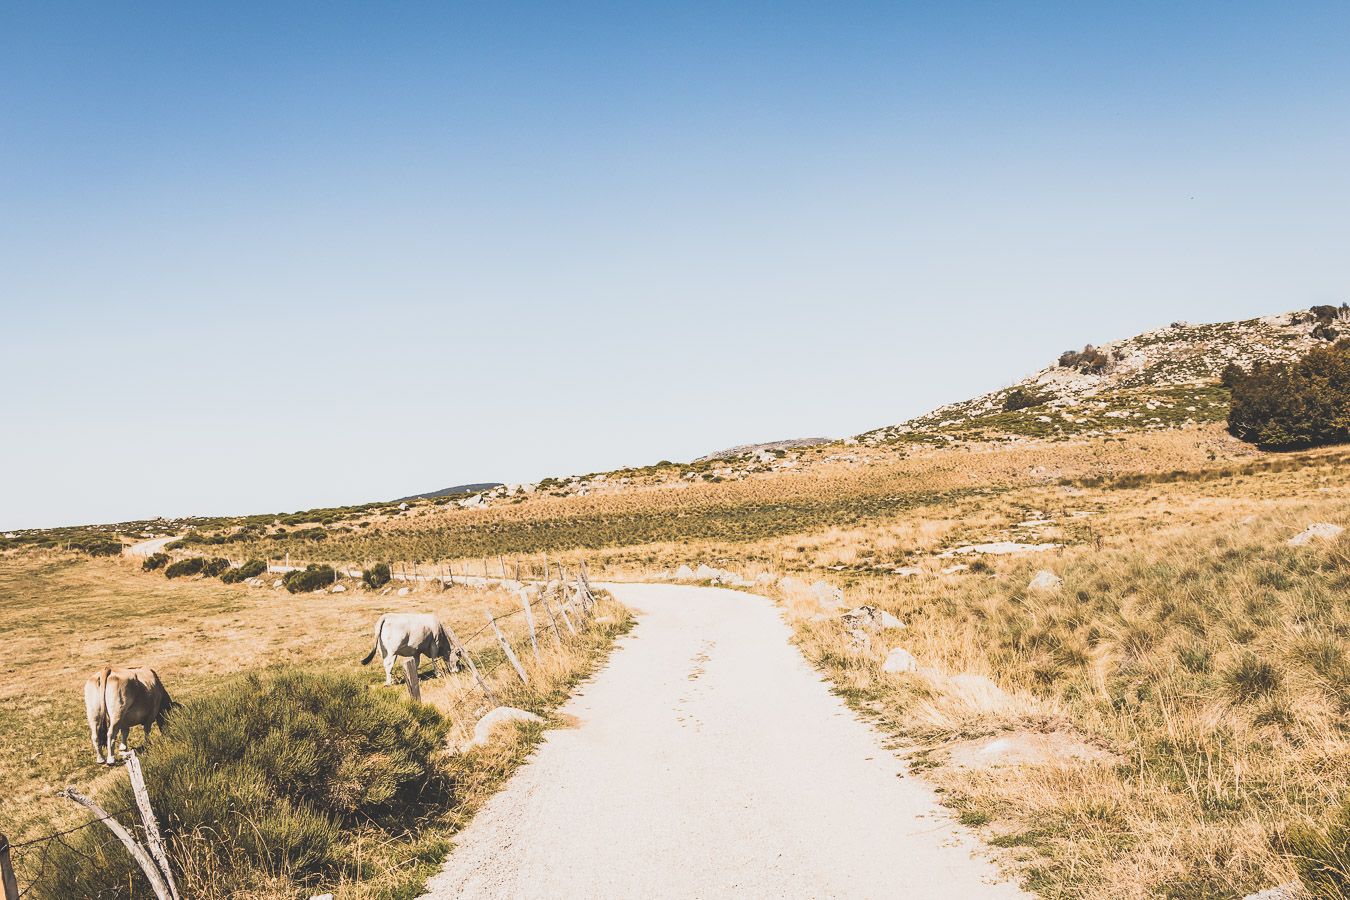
2, 2, 1347, 530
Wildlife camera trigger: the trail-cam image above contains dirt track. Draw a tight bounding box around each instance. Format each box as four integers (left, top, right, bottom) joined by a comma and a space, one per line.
421, 582, 1026, 899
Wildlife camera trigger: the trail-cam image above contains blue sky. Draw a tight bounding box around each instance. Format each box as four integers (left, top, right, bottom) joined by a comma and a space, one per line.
2, 2, 1348, 529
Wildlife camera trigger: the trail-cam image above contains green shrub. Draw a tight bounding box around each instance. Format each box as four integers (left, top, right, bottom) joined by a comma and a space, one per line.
1003, 388, 1049, 412
142, 552, 170, 571
164, 557, 207, 579
362, 562, 392, 590
32, 667, 449, 898
1058, 345, 1112, 374
200, 557, 231, 578
221, 559, 267, 583
1286, 797, 1350, 898
1225, 341, 1350, 450
283, 564, 337, 594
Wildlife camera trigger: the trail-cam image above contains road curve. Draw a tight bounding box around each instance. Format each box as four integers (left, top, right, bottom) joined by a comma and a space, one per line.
122, 534, 183, 557
421, 582, 1027, 899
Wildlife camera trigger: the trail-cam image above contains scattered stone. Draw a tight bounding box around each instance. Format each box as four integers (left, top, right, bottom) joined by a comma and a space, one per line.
1027, 570, 1063, 592
940, 542, 1061, 557
880, 610, 905, 630
841, 606, 882, 630
694, 563, 721, 580
846, 630, 872, 654
881, 647, 918, 674
940, 564, 969, 575
463, 706, 544, 751
330, 583, 347, 593
674, 564, 695, 580
892, 566, 922, 577
396, 587, 411, 597
810, 580, 844, 608
272, 579, 284, 588
1289, 523, 1344, 546
945, 730, 1119, 770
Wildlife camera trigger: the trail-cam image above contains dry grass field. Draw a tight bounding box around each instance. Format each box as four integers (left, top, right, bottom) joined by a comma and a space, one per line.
8, 420, 1350, 898
0, 552, 631, 898
163, 423, 1350, 899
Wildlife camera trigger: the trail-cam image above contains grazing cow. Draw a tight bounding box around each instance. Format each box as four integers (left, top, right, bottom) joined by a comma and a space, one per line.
84, 667, 173, 765
361, 613, 465, 685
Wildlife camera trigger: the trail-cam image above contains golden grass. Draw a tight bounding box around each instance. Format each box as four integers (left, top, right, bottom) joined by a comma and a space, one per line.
0, 551, 630, 898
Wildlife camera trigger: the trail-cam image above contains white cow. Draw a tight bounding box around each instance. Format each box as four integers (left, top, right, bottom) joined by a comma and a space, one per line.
84, 667, 174, 765
360, 613, 464, 685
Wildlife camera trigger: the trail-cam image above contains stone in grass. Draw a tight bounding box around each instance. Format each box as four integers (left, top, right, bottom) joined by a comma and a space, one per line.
811, 580, 844, 608
674, 564, 695, 580
330, 583, 347, 593
881, 647, 918, 674
880, 610, 905, 630
1240, 883, 1302, 900
272, 579, 284, 588
1289, 523, 1344, 546
1027, 570, 1063, 592
464, 706, 544, 751
397, 586, 411, 596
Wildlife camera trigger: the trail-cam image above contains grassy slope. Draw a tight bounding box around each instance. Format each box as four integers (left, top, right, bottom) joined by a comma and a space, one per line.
158, 425, 1350, 899
0, 553, 631, 898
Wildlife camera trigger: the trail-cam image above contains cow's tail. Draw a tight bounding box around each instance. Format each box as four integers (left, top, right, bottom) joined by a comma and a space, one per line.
361, 617, 384, 665
85, 667, 111, 729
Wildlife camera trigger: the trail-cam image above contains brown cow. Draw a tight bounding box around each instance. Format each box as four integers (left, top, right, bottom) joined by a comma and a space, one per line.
83, 667, 174, 765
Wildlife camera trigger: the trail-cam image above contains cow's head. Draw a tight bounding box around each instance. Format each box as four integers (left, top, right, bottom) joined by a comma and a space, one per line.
436, 628, 466, 673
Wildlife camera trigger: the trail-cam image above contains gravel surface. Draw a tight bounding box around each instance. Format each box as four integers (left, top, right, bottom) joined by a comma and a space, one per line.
421, 583, 1027, 899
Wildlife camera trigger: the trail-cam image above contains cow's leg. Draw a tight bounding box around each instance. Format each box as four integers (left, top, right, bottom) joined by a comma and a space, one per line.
88, 713, 106, 765
383, 653, 396, 685
105, 721, 119, 765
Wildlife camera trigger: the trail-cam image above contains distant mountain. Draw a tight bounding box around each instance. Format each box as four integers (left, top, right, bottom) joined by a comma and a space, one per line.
400, 482, 503, 501
859, 309, 1341, 446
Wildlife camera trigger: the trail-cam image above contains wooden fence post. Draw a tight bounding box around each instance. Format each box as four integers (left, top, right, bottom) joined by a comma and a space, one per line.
127, 751, 181, 900
442, 624, 498, 705
61, 789, 173, 900
519, 590, 540, 662
554, 596, 578, 636
540, 598, 564, 649
0, 832, 18, 900
486, 609, 528, 684
402, 658, 422, 702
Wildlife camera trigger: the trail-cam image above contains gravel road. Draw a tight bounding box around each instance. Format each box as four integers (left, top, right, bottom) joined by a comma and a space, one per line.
421, 582, 1028, 899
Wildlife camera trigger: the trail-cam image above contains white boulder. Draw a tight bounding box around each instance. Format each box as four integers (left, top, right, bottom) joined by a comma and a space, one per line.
330, 583, 347, 593
881, 647, 918, 674
396, 587, 410, 596
810, 580, 844, 607
674, 564, 695, 580
880, 610, 906, 630
464, 706, 544, 751
1028, 571, 1063, 592
1289, 523, 1344, 546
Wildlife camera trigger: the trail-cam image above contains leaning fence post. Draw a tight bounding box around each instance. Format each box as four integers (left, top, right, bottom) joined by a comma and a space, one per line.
519, 590, 540, 662
126, 751, 181, 900
540, 598, 564, 649
554, 596, 578, 636
0, 832, 18, 900
442, 624, 498, 705
486, 609, 529, 684
61, 789, 172, 900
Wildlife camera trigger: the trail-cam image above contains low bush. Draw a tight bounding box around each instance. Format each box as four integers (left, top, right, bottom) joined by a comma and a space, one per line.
1225, 340, 1350, 449
1057, 344, 1113, 374
200, 557, 231, 578
221, 559, 267, 583
142, 552, 170, 571
284, 564, 337, 594
362, 562, 391, 589
1002, 388, 1049, 411
33, 667, 449, 898
164, 557, 207, 579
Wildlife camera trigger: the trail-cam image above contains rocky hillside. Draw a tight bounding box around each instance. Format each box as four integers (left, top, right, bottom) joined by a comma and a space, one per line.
859, 308, 1347, 446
